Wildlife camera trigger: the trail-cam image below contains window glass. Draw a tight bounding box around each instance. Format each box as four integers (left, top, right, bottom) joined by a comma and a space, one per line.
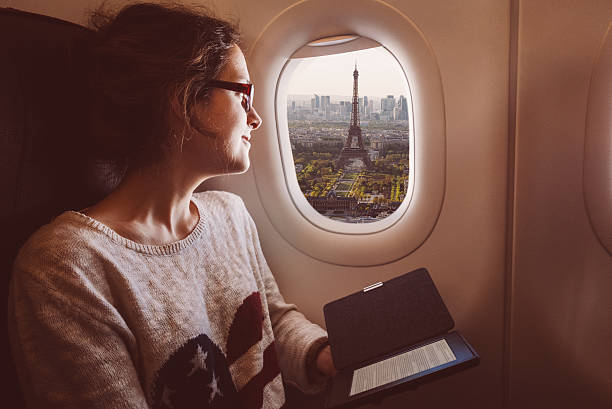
286, 45, 412, 223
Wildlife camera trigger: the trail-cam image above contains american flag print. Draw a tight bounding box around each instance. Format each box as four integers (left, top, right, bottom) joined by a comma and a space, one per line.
152, 292, 282, 409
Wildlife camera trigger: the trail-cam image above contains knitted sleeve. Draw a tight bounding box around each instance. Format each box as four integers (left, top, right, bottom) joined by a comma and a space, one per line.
240, 202, 330, 394
8, 266, 149, 409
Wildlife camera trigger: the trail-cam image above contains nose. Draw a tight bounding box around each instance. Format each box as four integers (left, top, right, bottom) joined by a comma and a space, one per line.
248, 106, 262, 130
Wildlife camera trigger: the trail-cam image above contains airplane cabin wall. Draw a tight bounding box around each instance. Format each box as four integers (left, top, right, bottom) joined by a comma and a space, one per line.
194, 0, 511, 407
3, 0, 611, 408
510, 1, 612, 407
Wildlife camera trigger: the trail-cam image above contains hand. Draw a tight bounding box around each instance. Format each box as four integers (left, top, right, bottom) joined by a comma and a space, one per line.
315, 345, 338, 377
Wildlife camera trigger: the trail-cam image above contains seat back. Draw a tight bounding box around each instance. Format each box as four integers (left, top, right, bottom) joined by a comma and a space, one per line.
0, 8, 123, 407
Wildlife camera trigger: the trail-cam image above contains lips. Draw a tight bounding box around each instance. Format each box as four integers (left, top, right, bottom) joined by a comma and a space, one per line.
242, 135, 251, 143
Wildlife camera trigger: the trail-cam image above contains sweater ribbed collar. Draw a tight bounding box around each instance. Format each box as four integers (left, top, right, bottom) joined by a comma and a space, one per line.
61, 197, 206, 256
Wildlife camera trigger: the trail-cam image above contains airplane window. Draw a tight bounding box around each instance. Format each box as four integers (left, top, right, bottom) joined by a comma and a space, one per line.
282, 42, 412, 224
249, 4, 445, 263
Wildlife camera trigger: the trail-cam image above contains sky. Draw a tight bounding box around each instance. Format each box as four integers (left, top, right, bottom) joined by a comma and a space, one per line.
286, 46, 410, 99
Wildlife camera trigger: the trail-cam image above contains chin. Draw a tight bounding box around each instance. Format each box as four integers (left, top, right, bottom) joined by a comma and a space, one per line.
225, 157, 250, 175
232, 164, 250, 175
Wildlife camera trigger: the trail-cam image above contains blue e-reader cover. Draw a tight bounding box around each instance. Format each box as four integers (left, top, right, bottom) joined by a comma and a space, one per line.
323, 268, 479, 408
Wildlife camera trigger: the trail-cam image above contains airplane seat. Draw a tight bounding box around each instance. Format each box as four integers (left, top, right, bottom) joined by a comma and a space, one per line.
0, 8, 122, 407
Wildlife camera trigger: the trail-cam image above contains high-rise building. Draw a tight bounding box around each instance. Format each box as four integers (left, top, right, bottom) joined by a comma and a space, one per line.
321, 95, 330, 110
381, 95, 396, 113
398, 95, 408, 120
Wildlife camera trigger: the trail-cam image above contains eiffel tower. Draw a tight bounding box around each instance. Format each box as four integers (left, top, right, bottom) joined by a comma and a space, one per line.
336, 64, 372, 169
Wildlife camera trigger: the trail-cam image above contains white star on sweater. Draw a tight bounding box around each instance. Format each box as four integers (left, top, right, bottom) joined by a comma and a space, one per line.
187, 345, 208, 376
208, 372, 223, 403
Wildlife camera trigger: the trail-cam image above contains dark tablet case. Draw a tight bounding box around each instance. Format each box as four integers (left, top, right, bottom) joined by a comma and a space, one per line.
323, 268, 479, 408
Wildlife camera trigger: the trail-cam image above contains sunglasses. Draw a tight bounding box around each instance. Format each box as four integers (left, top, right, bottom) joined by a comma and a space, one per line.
206, 80, 254, 112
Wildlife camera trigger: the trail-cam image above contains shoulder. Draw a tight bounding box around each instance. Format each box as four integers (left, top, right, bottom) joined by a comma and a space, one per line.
12, 211, 113, 290
16, 212, 93, 262
193, 190, 249, 216
193, 190, 244, 206
192, 191, 258, 240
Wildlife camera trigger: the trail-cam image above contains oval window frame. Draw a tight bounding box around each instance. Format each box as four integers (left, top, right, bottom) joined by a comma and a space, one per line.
247, 0, 446, 266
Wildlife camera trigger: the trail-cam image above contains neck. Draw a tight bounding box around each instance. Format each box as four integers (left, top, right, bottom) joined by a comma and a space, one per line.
85, 161, 210, 245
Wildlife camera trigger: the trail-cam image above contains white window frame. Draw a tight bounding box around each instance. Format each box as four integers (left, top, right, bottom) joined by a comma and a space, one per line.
247, 0, 446, 266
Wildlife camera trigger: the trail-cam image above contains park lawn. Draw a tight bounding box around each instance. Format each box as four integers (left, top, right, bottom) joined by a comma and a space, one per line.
336, 182, 353, 191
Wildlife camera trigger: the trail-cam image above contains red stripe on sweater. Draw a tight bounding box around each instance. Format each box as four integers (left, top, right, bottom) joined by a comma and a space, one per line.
237, 341, 282, 409
226, 292, 264, 365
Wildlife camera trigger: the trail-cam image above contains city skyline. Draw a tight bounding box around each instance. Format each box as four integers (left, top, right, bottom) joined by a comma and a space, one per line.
286, 46, 410, 98
286, 45, 411, 221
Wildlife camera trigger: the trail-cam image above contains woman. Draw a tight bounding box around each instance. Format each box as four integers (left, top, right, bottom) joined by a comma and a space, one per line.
7, 3, 335, 408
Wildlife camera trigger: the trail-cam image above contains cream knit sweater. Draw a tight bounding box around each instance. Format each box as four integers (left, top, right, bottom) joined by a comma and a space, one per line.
8, 191, 328, 409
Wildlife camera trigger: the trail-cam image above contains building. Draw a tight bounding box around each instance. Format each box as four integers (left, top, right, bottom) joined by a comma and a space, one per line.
321, 95, 330, 110
381, 95, 396, 113
398, 95, 408, 120
371, 137, 385, 150
307, 192, 358, 215
381, 95, 396, 120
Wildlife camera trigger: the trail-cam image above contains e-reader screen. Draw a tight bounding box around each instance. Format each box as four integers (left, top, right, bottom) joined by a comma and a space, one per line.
324, 331, 479, 409
350, 338, 457, 395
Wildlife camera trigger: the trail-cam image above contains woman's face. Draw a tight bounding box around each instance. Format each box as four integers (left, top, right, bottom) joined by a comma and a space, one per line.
188, 45, 262, 176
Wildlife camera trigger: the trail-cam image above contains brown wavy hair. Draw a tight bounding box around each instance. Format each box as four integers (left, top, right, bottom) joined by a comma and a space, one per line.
87, 2, 240, 171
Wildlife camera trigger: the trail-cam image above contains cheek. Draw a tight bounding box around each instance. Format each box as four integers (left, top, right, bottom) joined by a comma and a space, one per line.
195, 98, 231, 131
200, 109, 224, 133
212, 108, 244, 136
215, 130, 242, 160
194, 98, 246, 149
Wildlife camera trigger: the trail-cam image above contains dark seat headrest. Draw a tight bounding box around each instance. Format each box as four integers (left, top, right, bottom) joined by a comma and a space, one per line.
0, 8, 123, 407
